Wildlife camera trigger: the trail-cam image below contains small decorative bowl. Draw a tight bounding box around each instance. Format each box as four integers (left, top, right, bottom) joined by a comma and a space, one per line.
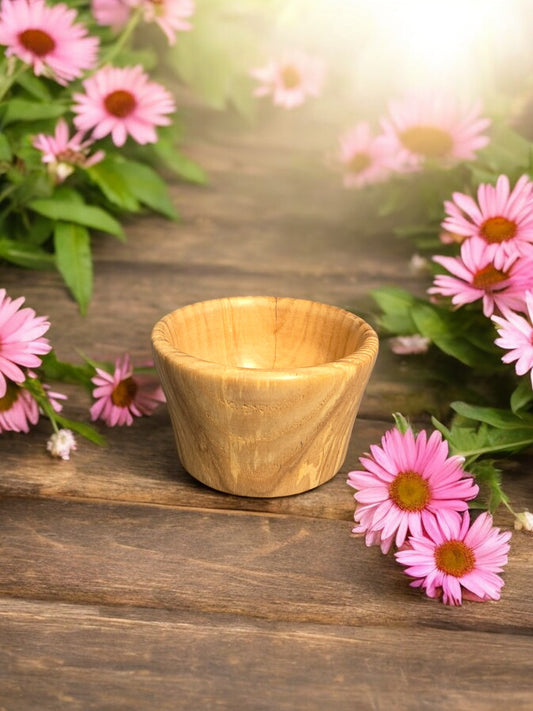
151, 296, 378, 497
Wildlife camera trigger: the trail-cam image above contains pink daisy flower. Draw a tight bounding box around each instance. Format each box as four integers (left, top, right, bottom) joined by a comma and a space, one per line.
91, 0, 131, 32
429, 239, 533, 317
492, 291, 533, 385
33, 118, 105, 183
72, 65, 175, 147
380, 92, 490, 170
0, 0, 99, 84
442, 175, 533, 257
347, 427, 478, 554
337, 122, 397, 188
0, 379, 39, 432
90, 353, 165, 427
135, 0, 194, 45
395, 511, 511, 606
0, 288, 51, 399
251, 50, 325, 110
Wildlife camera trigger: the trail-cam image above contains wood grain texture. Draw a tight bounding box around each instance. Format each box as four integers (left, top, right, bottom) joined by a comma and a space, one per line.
152, 296, 378, 496
1, 598, 532, 711
1, 497, 531, 631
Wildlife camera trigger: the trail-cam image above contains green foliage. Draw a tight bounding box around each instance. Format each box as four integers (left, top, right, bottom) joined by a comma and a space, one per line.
54, 222, 93, 316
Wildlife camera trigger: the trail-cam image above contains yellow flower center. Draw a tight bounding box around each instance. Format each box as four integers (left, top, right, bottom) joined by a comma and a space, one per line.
472, 264, 508, 291
111, 377, 137, 408
19, 28, 56, 57
348, 152, 372, 174
389, 471, 430, 511
480, 216, 517, 244
104, 90, 137, 118
0, 381, 20, 412
281, 65, 301, 89
435, 540, 475, 577
399, 125, 454, 158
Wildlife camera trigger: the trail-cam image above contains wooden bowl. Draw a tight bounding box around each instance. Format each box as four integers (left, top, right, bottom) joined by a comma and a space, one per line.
151, 296, 378, 497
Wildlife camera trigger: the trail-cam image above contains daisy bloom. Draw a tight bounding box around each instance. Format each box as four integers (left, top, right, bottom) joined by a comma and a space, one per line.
91, 0, 131, 32
90, 353, 165, 427
72, 65, 175, 147
251, 50, 325, 110
429, 239, 533, 317
33, 118, 105, 183
380, 92, 490, 170
442, 175, 533, 257
0, 379, 39, 432
347, 426, 478, 554
389, 334, 430, 355
337, 122, 396, 188
395, 511, 511, 606
0, 288, 51, 399
47, 428, 77, 460
0, 0, 99, 84
135, 0, 194, 45
492, 290, 533, 385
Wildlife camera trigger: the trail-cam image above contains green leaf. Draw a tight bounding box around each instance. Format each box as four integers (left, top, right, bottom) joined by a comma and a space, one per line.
29, 196, 125, 239
510, 378, 533, 414
87, 158, 140, 212
152, 142, 207, 184
15, 72, 51, 101
0, 132, 12, 162
451, 401, 533, 429
371, 287, 417, 334
468, 459, 509, 514
0, 237, 54, 269
110, 159, 178, 219
39, 351, 95, 390
392, 412, 412, 434
2, 98, 67, 125
54, 222, 93, 315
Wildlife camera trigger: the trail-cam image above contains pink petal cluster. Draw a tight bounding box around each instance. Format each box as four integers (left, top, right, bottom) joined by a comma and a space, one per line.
492, 291, 533, 386
33, 118, 105, 183
72, 65, 175, 147
0, 288, 51, 398
337, 122, 398, 189
347, 426, 478, 555
91, 0, 194, 44
395, 511, 511, 606
0, 0, 99, 84
251, 50, 325, 110
90, 353, 165, 426
0, 380, 39, 432
91, 0, 131, 32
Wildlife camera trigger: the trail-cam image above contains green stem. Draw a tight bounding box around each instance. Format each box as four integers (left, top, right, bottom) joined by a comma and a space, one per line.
97, 7, 144, 67
0, 59, 28, 102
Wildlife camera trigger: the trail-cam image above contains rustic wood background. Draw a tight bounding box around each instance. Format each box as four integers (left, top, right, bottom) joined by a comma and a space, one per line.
1, 95, 532, 710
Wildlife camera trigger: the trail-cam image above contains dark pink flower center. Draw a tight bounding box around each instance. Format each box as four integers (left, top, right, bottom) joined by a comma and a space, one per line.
281, 65, 301, 89
389, 470, 430, 511
104, 90, 137, 118
0, 381, 19, 412
399, 125, 454, 158
472, 264, 508, 291
19, 28, 56, 57
111, 377, 137, 408
348, 152, 372, 174
435, 540, 475, 577
480, 216, 517, 244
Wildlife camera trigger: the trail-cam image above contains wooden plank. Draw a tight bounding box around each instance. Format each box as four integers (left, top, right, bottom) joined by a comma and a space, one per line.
1, 598, 532, 711
1, 497, 531, 631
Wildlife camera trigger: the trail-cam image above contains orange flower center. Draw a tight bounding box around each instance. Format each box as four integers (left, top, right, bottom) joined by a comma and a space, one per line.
472, 264, 508, 291
111, 377, 137, 408
389, 471, 430, 511
480, 216, 517, 244
19, 28, 56, 57
435, 540, 475, 577
348, 152, 372, 174
0, 381, 20, 412
104, 90, 137, 118
281, 65, 301, 89
399, 125, 454, 158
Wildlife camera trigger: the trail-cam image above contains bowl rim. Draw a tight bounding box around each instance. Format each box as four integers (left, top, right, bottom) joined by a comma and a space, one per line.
151, 295, 379, 381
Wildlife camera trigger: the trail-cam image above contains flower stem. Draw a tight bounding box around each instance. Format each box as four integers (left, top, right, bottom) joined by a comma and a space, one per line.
0, 58, 28, 103
97, 7, 143, 68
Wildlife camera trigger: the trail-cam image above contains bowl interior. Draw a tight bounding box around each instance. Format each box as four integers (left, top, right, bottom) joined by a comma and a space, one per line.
158, 297, 373, 370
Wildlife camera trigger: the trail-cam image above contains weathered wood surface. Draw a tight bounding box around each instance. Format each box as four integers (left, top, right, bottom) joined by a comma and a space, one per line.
1, 101, 533, 709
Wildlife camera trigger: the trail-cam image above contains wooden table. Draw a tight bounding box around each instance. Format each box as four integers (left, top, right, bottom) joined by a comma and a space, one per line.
1, 100, 532, 710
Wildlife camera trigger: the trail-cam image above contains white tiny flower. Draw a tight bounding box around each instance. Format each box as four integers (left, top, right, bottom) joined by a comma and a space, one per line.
389, 334, 431, 355
514, 511, 533, 532
47, 428, 77, 460
409, 254, 430, 275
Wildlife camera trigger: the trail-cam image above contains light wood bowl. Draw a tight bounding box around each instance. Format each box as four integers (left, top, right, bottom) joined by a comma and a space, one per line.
151, 296, 378, 497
